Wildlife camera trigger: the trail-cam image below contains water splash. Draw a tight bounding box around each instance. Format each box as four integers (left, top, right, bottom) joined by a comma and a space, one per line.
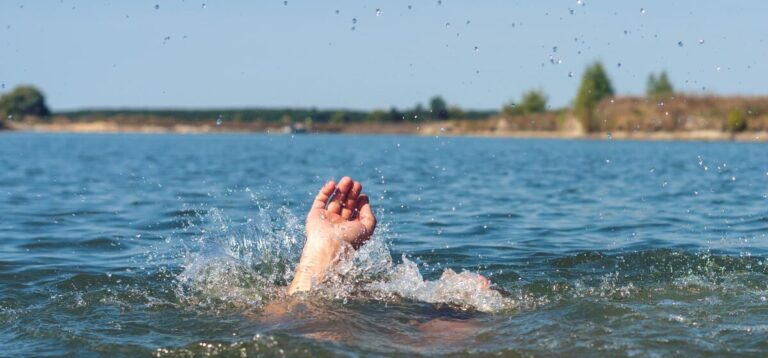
173, 195, 514, 313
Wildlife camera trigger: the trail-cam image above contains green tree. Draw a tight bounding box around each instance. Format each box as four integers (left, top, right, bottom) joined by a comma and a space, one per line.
429, 96, 449, 120
388, 107, 404, 122
367, 109, 388, 122
646, 71, 674, 99
329, 111, 347, 124
517, 89, 548, 114
0, 85, 51, 118
448, 106, 465, 120
727, 108, 747, 133
408, 103, 426, 121
574, 62, 614, 131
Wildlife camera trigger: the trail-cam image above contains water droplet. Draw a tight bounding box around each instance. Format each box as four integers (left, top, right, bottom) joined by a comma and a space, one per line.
698, 39, 704, 44
283, 0, 288, 5
677, 41, 684, 47
201, 3, 206, 9
617, 62, 622, 68
466, 20, 471, 25
352, 18, 357, 24
7, 115, 13, 120
1, 83, 4, 89
576, 0, 584, 6
335, 9, 340, 14
375, 8, 381, 16
154, 4, 159, 10
445, 22, 451, 28
732, 176, 736, 181
568, 72, 574, 77
351, 26, 356, 31
552, 46, 558, 52
716, 65, 721, 71
607, 132, 612, 139
437, 0, 442, 5
569, 9, 575, 15
640, 8, 646, 14
473, 46, 479, 52
408, 5, 412, 10
216, 115, 223, 126
605, 159, 611, 164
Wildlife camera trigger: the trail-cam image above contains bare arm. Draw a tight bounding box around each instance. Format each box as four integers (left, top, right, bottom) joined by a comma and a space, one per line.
288, 176, 376, 295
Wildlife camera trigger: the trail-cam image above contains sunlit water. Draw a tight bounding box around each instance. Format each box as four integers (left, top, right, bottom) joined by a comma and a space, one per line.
2, 133, 768, 356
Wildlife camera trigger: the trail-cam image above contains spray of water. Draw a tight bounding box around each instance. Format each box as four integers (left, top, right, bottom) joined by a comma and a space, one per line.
173, 193, 516, 313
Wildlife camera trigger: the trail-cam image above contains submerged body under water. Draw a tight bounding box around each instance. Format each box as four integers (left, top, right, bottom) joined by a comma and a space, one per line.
2, 133, 768, 356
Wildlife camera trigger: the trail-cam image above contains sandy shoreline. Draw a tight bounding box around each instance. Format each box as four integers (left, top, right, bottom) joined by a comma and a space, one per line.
5, 120, 768, 142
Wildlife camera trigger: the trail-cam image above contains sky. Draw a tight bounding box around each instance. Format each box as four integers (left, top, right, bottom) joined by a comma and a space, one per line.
1, 0, 766, 112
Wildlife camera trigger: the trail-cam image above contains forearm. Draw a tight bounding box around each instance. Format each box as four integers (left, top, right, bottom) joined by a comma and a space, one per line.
287, 234, 340, 295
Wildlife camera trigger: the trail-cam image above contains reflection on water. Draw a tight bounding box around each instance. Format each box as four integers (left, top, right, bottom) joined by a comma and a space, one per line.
2, 133, 768, 356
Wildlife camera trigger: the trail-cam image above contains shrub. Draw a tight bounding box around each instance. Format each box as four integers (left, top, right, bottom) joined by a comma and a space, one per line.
727, 108, 747, 133
518, 90, 548, 115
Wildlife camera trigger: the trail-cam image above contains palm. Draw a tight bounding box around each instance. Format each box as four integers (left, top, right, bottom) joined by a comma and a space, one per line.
288, 176, 377, 294
307, 177, 376, 249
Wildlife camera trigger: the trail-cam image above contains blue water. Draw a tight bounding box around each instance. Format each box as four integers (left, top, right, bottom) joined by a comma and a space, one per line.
2, 133, 768, 356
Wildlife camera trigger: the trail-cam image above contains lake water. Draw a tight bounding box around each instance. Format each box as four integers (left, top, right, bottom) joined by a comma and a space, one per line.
2, 133, 768, 356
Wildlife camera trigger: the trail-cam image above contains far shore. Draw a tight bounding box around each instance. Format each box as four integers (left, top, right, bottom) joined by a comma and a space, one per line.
5, 119, 768, 142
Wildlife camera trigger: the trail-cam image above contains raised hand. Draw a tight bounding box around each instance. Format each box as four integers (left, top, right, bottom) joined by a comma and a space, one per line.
288, 177, 376, 294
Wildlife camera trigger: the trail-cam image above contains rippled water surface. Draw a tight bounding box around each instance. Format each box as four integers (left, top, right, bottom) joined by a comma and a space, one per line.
2, 133, 768, 356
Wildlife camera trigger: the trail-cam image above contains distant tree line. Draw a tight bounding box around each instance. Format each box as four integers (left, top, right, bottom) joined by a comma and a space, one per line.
3, 64, 758, 134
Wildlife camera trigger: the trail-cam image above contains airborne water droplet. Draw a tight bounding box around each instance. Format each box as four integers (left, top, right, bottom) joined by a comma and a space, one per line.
568, 72, 574, 77
154, 4, 159, 10
677, 41, 684, 47
352, 18, 357, 24
698, 39, 705, 44
473, 46, 479, 52
216, 115, 223, 126
445, 22, 451, 28
201, 3, 206, 9
283, 1, 288, 5
640, 8, 646, 14
375, 8, 381, 16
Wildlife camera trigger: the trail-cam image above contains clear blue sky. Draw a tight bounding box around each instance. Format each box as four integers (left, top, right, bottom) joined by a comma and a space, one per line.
1, 1, 765, 111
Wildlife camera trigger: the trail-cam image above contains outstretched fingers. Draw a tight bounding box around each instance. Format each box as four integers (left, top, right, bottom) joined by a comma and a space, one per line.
311, 180, 337, 210
356, 194, 376, 233
326, 176, 353, 215
341, 181, 362, 220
